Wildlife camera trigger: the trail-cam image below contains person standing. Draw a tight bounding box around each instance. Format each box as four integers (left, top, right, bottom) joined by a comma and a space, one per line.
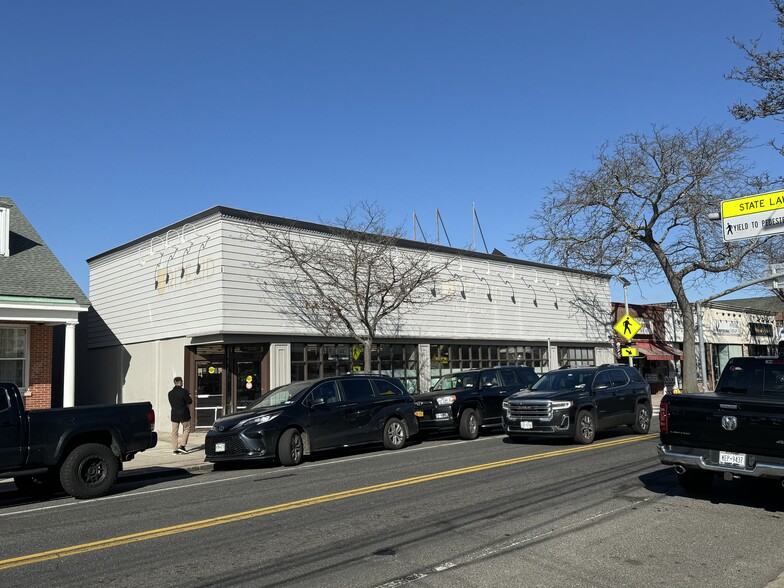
168, 376, 192, 455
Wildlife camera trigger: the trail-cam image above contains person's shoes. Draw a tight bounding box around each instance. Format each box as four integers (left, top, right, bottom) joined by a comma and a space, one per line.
179, 445, 188, 453
173, 449, 186, 455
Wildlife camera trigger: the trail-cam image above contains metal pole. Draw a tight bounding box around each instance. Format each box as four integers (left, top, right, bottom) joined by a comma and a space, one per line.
623, 283, 632, 366
696, 300, 708, 393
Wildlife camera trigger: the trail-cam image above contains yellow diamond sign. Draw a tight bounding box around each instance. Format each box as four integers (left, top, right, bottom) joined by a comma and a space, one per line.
614, 314, 641, 341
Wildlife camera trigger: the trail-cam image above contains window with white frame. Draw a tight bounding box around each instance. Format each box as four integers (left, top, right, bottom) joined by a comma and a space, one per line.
0, 327, 28, 390
0, 207, 9, 257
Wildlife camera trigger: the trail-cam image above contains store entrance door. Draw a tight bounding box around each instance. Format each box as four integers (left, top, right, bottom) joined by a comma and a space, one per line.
195, 362, 224, 428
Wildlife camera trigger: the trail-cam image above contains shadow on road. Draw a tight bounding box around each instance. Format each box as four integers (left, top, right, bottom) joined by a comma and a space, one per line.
640, 467, 784, 512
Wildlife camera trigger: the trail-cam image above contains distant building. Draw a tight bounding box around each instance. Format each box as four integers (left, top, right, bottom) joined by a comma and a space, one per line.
0, 197, 90, 408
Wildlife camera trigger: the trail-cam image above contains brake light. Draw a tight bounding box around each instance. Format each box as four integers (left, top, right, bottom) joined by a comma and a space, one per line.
147, 408, 156, 431
659, 400, 668, 433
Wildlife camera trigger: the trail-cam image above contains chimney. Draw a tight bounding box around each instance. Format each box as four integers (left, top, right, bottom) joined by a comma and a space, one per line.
0, 205, 9, 257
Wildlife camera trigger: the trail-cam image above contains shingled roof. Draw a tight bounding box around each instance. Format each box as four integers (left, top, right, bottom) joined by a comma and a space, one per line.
0, 196, 89, 306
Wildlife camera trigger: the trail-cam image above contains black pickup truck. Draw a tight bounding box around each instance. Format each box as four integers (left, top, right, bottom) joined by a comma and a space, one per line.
0, 382, 157, 499
502, 364, 652, 444
413, 366, 539, 440
658, 353, 784, 493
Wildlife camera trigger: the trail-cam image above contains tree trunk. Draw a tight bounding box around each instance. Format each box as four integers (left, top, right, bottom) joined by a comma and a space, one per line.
363, 340, 373, 373
679, 301, 699, 393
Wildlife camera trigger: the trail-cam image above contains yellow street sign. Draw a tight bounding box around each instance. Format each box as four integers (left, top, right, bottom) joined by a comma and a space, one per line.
721, 189, 784, 242
621, 347, 638, 357
614, 313, 641, 341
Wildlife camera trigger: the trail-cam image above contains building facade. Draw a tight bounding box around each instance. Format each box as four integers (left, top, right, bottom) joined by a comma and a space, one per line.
86, 206, 616, 429
0, 197, 90, 408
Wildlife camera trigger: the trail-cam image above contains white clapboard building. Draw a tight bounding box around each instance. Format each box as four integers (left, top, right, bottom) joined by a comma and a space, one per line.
85, 206, 614, 429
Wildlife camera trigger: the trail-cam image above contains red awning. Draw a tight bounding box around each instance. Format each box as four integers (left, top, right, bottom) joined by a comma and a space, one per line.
635, 341, 683, 361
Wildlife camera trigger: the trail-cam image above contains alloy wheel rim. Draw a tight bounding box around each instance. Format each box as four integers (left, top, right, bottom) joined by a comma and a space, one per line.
291, 435, 302, 459
581, 416, 594, 439
389, 422, 404, 445
639, 409, 650, 430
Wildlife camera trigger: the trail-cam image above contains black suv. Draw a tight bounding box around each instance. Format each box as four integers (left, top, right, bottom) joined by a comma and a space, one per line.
413, 366, 539, 440
205, 374, 418, 466
502, 364, 651, 444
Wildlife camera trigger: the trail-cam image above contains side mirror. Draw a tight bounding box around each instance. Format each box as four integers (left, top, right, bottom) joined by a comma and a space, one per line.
311, 398, 326, 408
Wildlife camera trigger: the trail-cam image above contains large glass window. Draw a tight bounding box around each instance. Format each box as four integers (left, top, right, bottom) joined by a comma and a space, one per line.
429, 343, 549, 386
291, 343, 420, 393
0, 327, 27, 390
558, 346, 595, 367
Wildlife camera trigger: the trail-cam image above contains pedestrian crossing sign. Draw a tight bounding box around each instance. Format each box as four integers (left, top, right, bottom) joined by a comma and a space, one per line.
614, 313, 641, 341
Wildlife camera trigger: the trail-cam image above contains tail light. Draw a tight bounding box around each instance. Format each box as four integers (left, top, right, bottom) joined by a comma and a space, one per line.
147, 408, 156, 431
659, 400, 668, 433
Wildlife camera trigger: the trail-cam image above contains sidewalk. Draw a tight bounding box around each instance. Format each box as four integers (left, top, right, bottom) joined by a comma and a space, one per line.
121, 393, 668, 482
120, 429, 213, 481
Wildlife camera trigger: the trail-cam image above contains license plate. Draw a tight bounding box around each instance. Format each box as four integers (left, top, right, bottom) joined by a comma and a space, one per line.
719, 451, 746, 467
520, 421, 533, 429
414, 410, 424, 417
215, 442, 226, 453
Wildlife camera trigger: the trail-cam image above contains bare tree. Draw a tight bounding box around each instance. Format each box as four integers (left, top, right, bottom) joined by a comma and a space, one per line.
245, 202, 454, 373
727, 0, 784, 156
513, 125, 778, 393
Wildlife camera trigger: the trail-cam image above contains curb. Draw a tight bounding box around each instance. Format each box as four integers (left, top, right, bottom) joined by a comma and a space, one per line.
119, 462, 215, 483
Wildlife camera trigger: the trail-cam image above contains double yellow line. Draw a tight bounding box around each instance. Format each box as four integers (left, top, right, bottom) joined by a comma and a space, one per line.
0, 434, 656, 571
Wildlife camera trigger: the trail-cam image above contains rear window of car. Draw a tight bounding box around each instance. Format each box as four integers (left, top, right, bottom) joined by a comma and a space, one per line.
372, 378, 405, 396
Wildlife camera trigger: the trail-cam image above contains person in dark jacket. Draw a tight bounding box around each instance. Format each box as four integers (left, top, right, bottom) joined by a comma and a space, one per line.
168, 377, 192, 455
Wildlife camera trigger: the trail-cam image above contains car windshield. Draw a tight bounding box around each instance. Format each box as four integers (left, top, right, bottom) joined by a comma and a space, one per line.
249, 381, 313, 409
432, 373, 477, 391
531, 370, 595, 391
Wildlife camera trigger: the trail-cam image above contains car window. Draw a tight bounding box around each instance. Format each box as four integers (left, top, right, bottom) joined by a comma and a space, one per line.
533, 370, 594, 391
593, 371, 612, 388
517, 368, 538, 386
625, 368, 645, 383
341, 378, 376, 402
715, 363, 764, 395
310, 382, 341, 405
481, 370, 500, 388
0, 389, 8, 411
433, 373, 477, 390
372, 379, 404, 396
499, 369, 518, 386
764, 366, 784, 396
609, 370, 629, 387
250, 381, 312, 409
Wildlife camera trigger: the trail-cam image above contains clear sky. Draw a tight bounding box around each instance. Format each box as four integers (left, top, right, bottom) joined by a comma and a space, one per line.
1, 1, 782, 304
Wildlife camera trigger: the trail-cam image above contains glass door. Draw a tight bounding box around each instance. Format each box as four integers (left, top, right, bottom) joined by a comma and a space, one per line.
235, 359, 262, 411
195, 362, 224, 428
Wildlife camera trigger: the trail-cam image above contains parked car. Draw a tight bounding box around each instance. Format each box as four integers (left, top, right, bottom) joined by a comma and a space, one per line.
413, 366, 539, 440
502, 364, 651, 444
658, 351, 784, 493
0, 381, 157, 499
205, 374, 418, 466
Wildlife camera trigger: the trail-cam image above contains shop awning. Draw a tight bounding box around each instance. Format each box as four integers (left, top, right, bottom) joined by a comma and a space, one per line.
635, 341, 683, 361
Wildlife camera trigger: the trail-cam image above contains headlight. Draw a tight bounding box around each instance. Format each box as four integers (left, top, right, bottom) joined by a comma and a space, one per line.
436, 395, 457, 406
502, 400, 509, 410
551, 401, 573, 410
235, 412, 281, 429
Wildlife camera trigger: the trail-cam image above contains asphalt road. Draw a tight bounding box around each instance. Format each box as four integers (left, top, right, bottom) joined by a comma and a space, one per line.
1, 426, 783, 588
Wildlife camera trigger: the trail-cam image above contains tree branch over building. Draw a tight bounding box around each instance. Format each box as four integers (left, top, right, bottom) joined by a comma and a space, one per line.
513, 125, 778, 392
244, 202, 454, 372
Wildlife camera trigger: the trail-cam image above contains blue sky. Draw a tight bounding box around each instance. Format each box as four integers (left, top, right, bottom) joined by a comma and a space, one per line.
1, 1, 782, 304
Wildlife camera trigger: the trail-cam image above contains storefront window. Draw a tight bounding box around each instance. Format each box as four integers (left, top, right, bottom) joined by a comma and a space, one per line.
558, 346, 595, 367
0, 326, 27, 390
429, 343, 549, 386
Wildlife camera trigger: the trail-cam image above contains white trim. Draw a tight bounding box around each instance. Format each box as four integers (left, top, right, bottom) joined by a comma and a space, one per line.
0, 207, 9, 257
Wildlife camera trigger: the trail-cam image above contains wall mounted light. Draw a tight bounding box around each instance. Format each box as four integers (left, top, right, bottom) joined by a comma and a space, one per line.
473, 270, 492, 301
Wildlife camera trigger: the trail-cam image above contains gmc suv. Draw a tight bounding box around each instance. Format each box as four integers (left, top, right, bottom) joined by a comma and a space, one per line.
502, 364, 651, 444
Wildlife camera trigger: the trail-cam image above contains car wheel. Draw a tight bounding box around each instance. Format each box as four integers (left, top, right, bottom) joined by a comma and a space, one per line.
383, 417, 407, 450
574, 410, 595, 444
676, 469, 714, 494
459, 408, 480, 440
14, 472, 62, 498
60, 443, 118, 499
277, 428, 303, 466
631, 402, 651, 434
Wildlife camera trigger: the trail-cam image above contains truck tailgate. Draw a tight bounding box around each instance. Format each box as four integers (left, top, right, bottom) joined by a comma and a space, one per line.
663, 393, 784, 457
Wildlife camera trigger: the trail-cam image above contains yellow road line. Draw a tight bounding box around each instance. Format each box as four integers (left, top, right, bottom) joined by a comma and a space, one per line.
0, 434, 656, 571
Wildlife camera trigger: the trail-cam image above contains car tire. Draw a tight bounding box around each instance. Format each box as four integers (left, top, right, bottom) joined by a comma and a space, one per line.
631, 402, 651, 434
676, 469, 714, 494
383, 417, 407, 450
277, 428, 304, 466
459, 408, 480, 440
59, 443, 118, 499
14, 472, 62, 498
574, 410, 595, 444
